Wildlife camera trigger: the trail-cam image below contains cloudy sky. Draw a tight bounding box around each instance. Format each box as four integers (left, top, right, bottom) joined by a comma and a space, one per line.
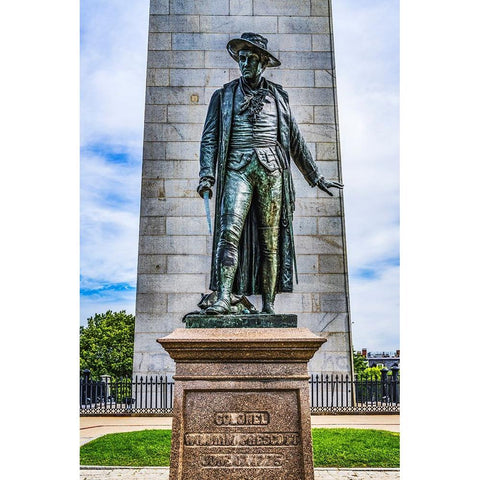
80, 0, 399, 352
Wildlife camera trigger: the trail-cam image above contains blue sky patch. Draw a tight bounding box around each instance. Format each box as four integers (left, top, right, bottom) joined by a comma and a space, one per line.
355, 268, 379, 279
81, 143, 138, 165
352, 255, 399, 280
81, 281, 135, 297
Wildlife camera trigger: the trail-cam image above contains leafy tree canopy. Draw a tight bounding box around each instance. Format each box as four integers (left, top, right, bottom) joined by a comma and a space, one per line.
80, 310, 135, 379
353, 351, 368, 376
358, 366, 383, 380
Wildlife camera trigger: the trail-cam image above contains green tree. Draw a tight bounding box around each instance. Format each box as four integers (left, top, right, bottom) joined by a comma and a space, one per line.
358, 366, 383, 381
353, 351, 368, 376
80, 310, 135, 379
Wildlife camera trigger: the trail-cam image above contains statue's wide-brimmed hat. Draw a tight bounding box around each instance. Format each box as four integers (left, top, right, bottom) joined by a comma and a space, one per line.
227, 32, 281, 67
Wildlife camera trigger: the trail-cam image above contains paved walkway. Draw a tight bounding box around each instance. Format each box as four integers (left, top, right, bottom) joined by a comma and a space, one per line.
80, 414, 400, 446
80, 466, 400, 479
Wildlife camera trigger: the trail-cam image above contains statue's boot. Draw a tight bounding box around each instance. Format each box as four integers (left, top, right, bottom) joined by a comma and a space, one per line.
262, 294, 276, 315
206, 265, 235, 315
261, 253, 277, 314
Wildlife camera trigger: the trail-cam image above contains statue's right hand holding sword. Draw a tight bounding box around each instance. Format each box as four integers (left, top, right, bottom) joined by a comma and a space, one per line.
197, 176, 215, 234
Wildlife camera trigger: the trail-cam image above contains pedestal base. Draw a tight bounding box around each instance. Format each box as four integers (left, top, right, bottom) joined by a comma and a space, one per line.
158, 328, 326, 480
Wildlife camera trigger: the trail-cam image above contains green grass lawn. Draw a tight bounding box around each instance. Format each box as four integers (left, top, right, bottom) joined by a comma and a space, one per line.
311, 428, 399, 468
80, 428, 399, 468
80, 430, 171, 467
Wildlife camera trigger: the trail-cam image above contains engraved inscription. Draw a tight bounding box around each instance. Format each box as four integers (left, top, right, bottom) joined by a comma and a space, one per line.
200, 453, 284, 468
185, 432, 300, 447
182, 390, 304, 478
214, 411, 270, 426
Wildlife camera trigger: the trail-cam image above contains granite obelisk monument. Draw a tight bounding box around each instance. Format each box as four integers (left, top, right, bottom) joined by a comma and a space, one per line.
134, 0, 353, 381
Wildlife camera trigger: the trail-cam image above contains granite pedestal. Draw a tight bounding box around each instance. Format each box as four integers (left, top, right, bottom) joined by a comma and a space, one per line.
157, 327, 327, 480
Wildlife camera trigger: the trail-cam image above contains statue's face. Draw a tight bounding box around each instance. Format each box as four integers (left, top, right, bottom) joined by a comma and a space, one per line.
237, 49, 266, 80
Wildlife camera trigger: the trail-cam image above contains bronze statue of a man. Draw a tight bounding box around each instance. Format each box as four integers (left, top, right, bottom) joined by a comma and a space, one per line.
197, 33, 342, 315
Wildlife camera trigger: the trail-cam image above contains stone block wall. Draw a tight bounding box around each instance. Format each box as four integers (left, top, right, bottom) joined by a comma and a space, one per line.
134, 0, 354, 378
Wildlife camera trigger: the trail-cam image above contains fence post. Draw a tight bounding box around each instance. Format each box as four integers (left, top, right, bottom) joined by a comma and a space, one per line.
390, 364, 400, 403
81, 369, 90, 407
381, 367, 389, 403
100, 375, 111, 407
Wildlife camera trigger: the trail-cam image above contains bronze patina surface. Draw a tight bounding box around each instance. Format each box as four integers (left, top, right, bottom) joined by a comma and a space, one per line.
197, 33, 343, 316
183, 313, 297, 329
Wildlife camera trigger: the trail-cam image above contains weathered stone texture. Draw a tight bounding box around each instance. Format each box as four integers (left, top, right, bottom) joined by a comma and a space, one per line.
167, 292, 204, 312
150, 0, 169, 15
199, 15, 277, 34
146, 86, 206, 105
311, 1, 330, 17
265, 69, 315, 88
317, 217, 343, 236
265, 33, 312, 51
316, 141, 337, 160
315, 69, 335, 87
149, 15, 200, 33
169, 68, 229, 87
278, 16, 329, 34
312, 34, 331, 52
167, 104, 208, 122
148, 50, 205, 69
314, 105, 336, 123
254, 0, 311, 16
279, 52, 333, 71
172, 33, 229, 51
165, 141, 200, 159
142, 159, 198, 178
171, 0, 230, 15
134, 0, 353, 379
136, 292, 168, 314
137, 273, 207, 294
230, 0, 253, 16
139, 235, 207, 255
146, 68, 170, 86
145, 105, 168, 123
137, 254, 168, 274
139, 216, 166, 236
148, 33, 172, 50
166, 216, 208, 235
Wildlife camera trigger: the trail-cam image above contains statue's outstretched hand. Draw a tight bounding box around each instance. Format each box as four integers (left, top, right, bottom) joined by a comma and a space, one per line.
197, 176, 214, 199
317, 176, 344, 196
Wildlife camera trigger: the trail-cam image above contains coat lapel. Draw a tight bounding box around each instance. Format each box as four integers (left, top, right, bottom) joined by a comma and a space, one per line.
270, 83, 291, 155
220, 80, 237, 161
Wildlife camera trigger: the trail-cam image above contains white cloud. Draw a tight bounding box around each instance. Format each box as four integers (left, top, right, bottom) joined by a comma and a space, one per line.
81, 150, 140, 289
333, 0, 399, 348
80, 290, 136, 325
349, 263, 399, 351
81, 0, 149, 146
80, 1, 148, 320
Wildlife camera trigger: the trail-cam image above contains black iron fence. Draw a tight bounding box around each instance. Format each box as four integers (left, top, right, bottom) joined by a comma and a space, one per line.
80, 375, 174, 415
309, 371, 399, 414
80, 370, 399, 415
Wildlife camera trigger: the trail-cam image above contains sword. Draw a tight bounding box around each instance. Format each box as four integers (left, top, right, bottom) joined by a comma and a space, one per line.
203, 191, 212, 235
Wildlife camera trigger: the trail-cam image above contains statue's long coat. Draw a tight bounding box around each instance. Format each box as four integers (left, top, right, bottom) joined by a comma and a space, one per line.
199, 78, 322, 296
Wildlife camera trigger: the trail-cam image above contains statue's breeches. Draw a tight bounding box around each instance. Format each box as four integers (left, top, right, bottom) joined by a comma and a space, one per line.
216, 152, 282, 293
